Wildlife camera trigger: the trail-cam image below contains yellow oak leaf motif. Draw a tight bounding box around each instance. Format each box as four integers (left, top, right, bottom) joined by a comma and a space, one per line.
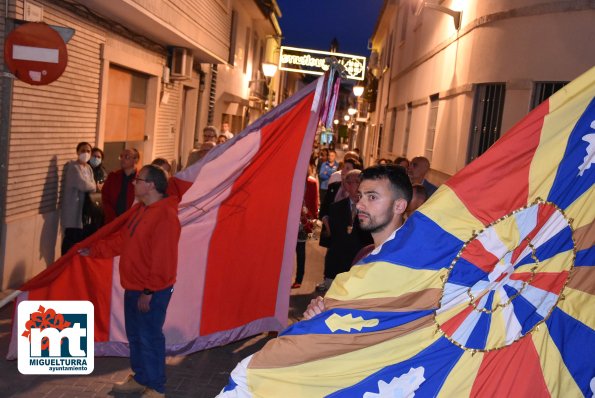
325, 313, 380, 333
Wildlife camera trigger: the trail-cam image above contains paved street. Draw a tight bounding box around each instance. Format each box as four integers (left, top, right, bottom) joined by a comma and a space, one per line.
0, 237, 326, 398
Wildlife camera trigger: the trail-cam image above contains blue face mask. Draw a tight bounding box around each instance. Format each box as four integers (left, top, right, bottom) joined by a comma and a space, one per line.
89, 157, 102, 168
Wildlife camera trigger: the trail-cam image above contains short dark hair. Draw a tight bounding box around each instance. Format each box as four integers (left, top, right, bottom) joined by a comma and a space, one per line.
395, 156, 409, 165
91, 147, 104, 159
122, 148, 140, 160
76, 142, 92, 152
361, 164, 412, 203
151, 157, 171, 173
344, 158, 363, 170
141, 164, 168, 194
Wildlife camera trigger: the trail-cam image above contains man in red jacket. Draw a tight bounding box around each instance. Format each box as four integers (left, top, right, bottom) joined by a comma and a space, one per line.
102, 148, 139, 224
81, 164, 181, 398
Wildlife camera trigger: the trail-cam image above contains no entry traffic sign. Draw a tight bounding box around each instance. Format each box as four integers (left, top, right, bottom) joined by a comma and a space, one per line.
4, 22, 68, 85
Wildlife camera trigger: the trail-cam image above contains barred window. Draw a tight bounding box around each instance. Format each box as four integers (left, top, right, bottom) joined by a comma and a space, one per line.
468, 84, 506, 162
531, 81, 568, 109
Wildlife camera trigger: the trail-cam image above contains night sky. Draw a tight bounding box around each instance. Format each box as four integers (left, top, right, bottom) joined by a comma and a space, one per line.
276, 0, 384, 57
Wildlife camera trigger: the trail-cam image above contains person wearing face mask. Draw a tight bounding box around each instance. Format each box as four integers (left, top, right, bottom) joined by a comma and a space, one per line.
82, 147, 108, 237
61, 142, 97, 255
89, 147, 107, 190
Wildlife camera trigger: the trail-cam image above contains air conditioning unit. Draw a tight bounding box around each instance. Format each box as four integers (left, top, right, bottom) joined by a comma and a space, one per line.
170, 47, 193, 80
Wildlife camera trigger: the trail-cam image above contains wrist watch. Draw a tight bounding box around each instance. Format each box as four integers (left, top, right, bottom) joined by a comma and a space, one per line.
142, 288, 154, 295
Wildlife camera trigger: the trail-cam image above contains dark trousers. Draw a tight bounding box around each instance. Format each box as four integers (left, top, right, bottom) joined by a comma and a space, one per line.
124, 287, 173, 393
61, 228, 85, 255
319, 188, 327, 205
295, 241, 306, 284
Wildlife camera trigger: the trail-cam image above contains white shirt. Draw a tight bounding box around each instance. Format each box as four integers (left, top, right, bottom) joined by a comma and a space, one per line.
328, 170, 342, 185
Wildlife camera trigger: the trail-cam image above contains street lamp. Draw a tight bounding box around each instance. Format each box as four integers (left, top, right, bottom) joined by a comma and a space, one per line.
353, 85, 364, 97
262, 62, 277, 79
262, 62, 277, 111
414, 1, 462, 30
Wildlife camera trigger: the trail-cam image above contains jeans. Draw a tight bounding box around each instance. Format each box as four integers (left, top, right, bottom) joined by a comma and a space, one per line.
124, 287, 173, 393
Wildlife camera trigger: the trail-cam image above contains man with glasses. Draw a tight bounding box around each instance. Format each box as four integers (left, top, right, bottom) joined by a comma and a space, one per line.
202, 125, 218, 144
80, 164, 181, 398
102, 148, 139, 224
186, 126, 218, 167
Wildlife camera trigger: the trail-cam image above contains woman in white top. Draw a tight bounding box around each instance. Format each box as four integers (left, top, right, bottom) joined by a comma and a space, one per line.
61, 142, 97, 255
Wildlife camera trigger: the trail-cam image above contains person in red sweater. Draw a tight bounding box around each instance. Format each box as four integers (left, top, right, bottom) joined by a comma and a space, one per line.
80, 164, 181, 398
101, 148, 139, 224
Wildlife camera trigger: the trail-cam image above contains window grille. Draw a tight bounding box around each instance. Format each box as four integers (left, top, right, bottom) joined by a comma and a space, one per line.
468, 84, 506, 162
425, 94, 439, 161
207, 65, 218, 125
402, 103, 413, 156
531, 81, 568, 109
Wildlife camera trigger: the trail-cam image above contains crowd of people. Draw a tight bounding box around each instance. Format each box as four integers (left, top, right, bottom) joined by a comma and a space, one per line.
293, 144, 439, 292
60, 122, 236, 255
58, 127, 437, 397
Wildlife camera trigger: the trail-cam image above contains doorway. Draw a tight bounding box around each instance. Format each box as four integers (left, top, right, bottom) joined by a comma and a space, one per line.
103, 65, 149, 172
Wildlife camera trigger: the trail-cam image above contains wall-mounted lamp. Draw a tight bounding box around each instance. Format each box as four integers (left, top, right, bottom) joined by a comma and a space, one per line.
333, 119, 339, 125
414, 1, 462, 30
262, 62, 278, 111
343, 115, 350, 122
352, 85, 364, 97
347, 107, 357, 116
262, 62, 278, 78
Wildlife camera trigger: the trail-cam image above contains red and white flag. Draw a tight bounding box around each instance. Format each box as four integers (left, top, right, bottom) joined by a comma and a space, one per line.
7, 75, 338, 358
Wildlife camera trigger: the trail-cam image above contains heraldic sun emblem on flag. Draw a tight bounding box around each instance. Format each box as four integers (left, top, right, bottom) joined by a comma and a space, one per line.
435, 199, 575, 351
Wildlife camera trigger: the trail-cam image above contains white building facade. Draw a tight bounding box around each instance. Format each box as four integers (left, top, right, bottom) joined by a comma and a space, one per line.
366, 0, 595, 184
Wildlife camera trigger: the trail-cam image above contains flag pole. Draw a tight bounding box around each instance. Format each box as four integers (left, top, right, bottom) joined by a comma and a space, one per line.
0, 290, 21, 309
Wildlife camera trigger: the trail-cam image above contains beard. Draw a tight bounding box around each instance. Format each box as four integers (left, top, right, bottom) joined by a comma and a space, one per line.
358, 208, 394, 234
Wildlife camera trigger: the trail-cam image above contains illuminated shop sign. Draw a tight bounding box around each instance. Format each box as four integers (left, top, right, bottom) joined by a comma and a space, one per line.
279, 46, 366, 81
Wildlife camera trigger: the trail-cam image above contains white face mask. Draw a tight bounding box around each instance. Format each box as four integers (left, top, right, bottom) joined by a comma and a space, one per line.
89, 157, 101, 167
78, 152, 91, 163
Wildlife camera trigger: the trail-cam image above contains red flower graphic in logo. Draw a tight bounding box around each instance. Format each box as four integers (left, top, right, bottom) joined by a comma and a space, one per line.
22, 305, 72, 350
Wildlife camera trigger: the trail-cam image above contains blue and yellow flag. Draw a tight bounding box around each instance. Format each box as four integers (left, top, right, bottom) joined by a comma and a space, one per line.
220, 67, 595, 397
